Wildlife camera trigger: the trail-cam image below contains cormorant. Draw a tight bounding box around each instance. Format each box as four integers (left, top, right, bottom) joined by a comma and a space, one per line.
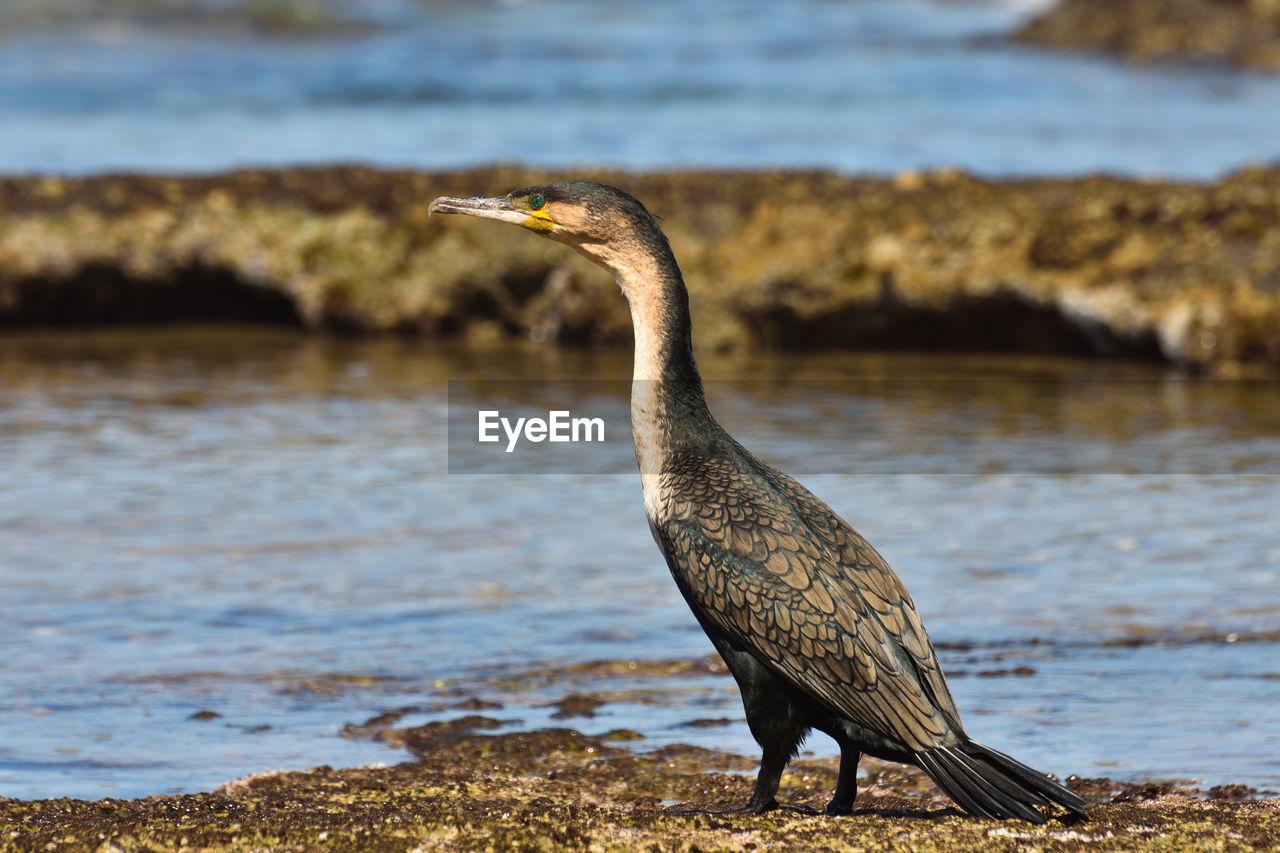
428, 181, 1089, 823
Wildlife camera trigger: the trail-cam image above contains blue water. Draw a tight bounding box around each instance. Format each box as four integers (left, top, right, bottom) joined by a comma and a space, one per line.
2, 0, 1280, 177
1, 332, 1278, 799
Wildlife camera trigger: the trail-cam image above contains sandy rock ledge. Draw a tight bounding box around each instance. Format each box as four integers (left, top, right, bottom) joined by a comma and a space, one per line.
2, 166, 1279, 372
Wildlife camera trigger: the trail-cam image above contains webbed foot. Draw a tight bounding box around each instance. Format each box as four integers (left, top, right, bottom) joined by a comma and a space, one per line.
667, 798, 819, 816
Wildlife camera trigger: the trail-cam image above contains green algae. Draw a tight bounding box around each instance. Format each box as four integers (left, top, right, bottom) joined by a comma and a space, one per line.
2, 166, 1280, 372
2, 721, 1276, 852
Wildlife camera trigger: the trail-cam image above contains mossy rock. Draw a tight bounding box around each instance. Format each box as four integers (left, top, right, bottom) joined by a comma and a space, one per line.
2, 165, 1280, 372
2, 722, 1277, 852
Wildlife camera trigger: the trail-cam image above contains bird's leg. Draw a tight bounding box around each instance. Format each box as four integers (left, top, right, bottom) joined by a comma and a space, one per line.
741, 745, 790, 814
667, 746, 817, 816
750, 746, 821, 815
825, 744, 862, 816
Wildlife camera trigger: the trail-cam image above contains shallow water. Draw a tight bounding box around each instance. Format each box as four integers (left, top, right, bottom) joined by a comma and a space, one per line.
0, 328, 1277, 799
2, 0, 1280, 177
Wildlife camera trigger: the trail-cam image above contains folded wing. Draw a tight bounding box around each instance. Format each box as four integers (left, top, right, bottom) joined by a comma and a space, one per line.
656, 449, 963, 752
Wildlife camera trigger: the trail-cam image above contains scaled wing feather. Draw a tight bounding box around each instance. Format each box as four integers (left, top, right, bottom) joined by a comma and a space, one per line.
658, 450, 960, 751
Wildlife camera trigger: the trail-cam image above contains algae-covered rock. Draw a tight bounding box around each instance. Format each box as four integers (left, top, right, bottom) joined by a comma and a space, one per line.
1, 721, 1276, 852
1015, 0, 1280, 71
2, 166, 1280, 372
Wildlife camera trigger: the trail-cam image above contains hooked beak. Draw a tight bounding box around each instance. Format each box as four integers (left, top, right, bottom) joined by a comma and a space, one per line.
427, 194, 528, 227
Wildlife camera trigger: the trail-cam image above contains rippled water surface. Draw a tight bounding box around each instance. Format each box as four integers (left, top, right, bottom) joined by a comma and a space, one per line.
2, 0, 1280, 176
1, 329, 1277, 799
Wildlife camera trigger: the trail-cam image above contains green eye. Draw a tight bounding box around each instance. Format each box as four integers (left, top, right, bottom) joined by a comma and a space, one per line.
529, 194, 546, 211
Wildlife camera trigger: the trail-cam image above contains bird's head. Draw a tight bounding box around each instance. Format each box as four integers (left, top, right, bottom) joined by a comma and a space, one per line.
427, 180, 672, 285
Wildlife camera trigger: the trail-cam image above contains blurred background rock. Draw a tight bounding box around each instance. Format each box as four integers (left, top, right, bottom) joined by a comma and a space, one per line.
3, 166, 1279, 369
1016, 0, 1280, 71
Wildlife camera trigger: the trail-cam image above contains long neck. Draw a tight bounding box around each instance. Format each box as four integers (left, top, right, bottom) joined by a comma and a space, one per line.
609, 243, 716, 503
626, 260, 701, 388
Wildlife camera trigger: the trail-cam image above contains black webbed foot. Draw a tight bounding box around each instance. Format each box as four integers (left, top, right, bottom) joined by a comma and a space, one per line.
776, 800, 821, 815
667, 743, 819, 817
666, 798, 819, 816
664, 803, 748, 817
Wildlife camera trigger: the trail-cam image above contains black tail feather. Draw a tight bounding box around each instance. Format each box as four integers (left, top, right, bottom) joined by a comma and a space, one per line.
916, 750, 1001, 821
933, 747, 1048, 824
915, 740, 1089, 823
949, 747, 1055, 809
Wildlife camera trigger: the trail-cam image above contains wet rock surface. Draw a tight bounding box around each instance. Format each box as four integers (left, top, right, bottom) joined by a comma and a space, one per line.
2, 165, 1280, 371
1015, 0, 1280, 71
1, 717, 1276, 852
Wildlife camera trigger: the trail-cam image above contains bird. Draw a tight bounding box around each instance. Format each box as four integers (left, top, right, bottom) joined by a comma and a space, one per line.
428, 180, 1089, 823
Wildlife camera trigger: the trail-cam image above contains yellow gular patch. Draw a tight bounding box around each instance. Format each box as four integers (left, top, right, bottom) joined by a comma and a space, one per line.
522, 208, 555, 233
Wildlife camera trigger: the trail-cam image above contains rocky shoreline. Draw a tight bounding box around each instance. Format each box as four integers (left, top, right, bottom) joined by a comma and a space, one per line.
2, 716, 1276, 852
2, 165, 1279, 372
1015, 0, 1280, 71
